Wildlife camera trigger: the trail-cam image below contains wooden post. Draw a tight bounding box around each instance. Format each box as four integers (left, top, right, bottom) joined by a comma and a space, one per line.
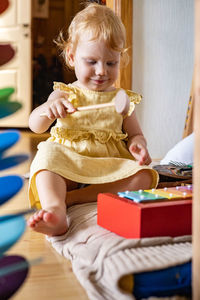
193, 0, 200, 299
183, 78, 194, 138
106, 0, 133, 89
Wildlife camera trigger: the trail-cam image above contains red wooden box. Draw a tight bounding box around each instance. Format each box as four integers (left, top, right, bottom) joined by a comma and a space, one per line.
97, 193, 192, 238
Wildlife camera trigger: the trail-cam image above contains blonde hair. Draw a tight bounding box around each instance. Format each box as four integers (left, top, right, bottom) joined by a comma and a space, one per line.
55, 3, 129, 69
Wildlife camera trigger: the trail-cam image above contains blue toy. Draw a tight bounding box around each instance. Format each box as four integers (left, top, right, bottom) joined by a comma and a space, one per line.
0, 175, 24, 206
0, 130, 20, 154
0, 215, 26, 255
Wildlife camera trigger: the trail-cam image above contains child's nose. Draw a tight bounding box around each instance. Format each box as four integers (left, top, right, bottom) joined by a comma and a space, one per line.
95, 63, 107, 76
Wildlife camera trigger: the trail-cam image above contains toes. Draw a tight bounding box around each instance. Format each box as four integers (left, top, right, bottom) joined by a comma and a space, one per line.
27, 216, 36, 227
43, 211, 54, 223
33, 210, 44, 221
27, 210, 45, 227
38, 210, 45, 218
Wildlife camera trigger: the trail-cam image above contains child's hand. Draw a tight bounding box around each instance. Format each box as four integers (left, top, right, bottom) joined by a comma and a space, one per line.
129, 143, 152, 165
45, 91, 76, 120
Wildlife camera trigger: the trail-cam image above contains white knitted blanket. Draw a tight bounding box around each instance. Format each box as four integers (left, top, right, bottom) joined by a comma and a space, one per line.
47, 203, 192, 300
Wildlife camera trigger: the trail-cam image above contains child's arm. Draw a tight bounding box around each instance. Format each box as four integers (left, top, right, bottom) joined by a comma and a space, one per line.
29, 90, 76, 133
123, 112, 152, 165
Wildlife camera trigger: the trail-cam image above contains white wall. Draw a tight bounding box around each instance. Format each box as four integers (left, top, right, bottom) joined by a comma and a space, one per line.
132, 0, 194, 159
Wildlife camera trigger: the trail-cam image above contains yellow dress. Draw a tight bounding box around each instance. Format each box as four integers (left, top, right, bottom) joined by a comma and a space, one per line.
29, 82, 159, 209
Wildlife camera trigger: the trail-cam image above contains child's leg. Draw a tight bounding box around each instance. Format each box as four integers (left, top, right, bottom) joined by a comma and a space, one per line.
27, 170, 68, 236
67, 169, 153, 206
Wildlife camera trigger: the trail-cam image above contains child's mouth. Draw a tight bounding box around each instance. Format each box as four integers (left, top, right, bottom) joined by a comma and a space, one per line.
91, 79, 107, 85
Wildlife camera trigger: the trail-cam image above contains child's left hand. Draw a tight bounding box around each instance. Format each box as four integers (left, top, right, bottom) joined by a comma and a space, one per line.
129, 142, 152, 165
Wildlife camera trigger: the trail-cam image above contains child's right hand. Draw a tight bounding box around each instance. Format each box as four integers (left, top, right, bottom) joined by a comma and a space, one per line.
44, 90, 76, 120
29, 90, 77, 134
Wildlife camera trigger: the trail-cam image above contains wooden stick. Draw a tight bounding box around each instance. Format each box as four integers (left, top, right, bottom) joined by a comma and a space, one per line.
0, 208, 36, 222
40, 90, 130, 117
39, 102, 115, 117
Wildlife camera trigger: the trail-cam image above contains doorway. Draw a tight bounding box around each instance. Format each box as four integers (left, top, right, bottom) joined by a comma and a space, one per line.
32, 0, 84, 108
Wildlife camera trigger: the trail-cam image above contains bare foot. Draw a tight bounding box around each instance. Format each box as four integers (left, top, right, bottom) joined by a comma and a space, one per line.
27, 209, 68, 236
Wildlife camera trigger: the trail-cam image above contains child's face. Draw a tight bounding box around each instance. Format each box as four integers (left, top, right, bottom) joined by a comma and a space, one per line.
68, 36, 121, 91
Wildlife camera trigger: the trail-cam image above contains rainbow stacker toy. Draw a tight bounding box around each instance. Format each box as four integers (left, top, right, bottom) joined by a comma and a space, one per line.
97, 185, 192, 238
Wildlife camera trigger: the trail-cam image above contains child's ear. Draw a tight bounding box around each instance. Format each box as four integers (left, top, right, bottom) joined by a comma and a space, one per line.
66, 47, 75, 67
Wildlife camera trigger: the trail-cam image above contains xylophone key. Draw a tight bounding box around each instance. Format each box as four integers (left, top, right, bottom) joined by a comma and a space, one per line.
146, 188, 183, 200
161, 187, 192, 199
118, 190, 166, 203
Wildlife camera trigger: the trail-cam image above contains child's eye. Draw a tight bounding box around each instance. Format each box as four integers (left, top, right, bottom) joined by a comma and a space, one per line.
107, 61, 118, 66
86, 60, 96, 65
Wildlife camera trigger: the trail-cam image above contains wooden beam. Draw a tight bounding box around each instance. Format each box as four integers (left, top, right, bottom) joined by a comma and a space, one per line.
183, 78, 194, 138
193, 0, 200, 299
106, 0, 133, 89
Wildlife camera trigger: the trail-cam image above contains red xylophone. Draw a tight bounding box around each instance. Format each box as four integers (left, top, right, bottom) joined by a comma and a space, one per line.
97, 185, 192, 238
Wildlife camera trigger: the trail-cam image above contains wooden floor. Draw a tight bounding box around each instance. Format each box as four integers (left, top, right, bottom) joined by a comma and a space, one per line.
0, 130, 89, 300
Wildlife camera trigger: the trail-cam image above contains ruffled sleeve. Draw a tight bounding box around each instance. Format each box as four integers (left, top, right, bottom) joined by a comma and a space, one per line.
53, 82, 78, 106
125, 90, 142, 117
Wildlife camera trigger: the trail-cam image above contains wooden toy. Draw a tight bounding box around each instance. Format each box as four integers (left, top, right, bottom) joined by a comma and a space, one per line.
0, 103, 41, 297
0, 255, 42, 300
97, 186, 192, 238
0, 88, 15, 102
0, 255, 29, 300
0, 215, 26, 255
0, 130, 20, 154
0, 87, 22, 119
0, 0, 9, 15
0, 101, 22, 119
0, 44, 15, 66
0, 154, 29, 171
0, 175, 24, 206
40, 89, 130, 117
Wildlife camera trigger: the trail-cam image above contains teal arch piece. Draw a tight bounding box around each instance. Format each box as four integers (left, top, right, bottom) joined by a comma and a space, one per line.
0, 101, 22, 119
0, 87, 22, 118
0, 215, 26, 255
